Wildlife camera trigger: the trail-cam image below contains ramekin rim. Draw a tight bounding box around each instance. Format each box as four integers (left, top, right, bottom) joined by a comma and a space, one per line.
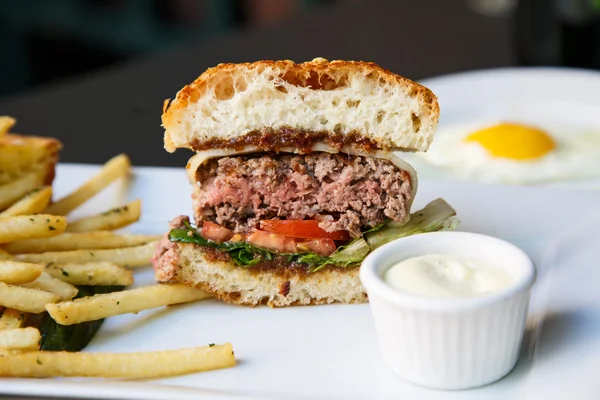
359, 231, 536, 311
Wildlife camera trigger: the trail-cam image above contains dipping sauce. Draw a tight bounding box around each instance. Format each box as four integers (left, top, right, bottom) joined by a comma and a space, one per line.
384, 254, 514, 299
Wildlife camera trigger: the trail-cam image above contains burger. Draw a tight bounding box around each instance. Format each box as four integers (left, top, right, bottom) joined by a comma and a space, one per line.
152, 58, 457, 307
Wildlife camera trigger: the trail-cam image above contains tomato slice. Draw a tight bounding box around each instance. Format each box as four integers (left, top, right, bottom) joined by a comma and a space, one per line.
246, 230, 337, 256
246, 230, 300, 254
296, 238, 336, 256
201, 221, 234, 243
260, 220, 350, 241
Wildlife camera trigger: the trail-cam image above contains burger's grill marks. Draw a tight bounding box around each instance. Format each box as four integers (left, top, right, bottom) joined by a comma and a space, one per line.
193, 152, 413, 238
189, 127, 385, 153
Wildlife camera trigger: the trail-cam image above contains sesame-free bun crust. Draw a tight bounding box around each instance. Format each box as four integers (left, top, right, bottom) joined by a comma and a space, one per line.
162, 58, 439, 153
157, 242, 367, 308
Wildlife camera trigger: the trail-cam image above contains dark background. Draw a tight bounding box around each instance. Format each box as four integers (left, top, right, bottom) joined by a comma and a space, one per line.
1, 0, 599, 167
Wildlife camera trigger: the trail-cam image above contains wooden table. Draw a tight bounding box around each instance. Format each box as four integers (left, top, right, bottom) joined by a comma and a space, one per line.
0, 0, 514, 167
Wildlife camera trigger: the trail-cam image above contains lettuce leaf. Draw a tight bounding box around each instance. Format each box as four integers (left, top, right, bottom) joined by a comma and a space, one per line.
365, 198, 459, 249
300, 238, 371, 272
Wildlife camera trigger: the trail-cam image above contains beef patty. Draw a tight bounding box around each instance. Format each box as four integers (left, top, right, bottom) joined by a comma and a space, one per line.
193, 152, 412, 238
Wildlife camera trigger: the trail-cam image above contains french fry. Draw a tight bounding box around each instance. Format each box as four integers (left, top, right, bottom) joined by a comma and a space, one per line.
0, 260, 43, 284
16, 240, 157, 267
0, 135, 61, 186
0, 186, 52, 218
0, 327, 40, 351
45, 154, 130, 216
0, 282, 60, 313
45, 262, 134, 286
0, 248, 8, 261
0, 349, 22, 357
0, 116, 16, 137
66, 199, 141, 233
0, 214, 67, 243
19, 272, 78, 301
0, 308, 27, 330
0, 170, 45, 210
4, 231, 159, 254
0, 343, 235, 378
46, 283, 210, 325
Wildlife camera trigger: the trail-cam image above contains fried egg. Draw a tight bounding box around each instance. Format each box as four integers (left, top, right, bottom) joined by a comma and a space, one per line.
401, 122, 600, 184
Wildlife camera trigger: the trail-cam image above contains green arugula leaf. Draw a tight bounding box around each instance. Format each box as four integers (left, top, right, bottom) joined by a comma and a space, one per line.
169, 228, 273, 266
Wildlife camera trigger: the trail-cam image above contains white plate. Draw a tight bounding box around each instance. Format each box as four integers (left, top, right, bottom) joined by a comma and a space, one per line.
414, 67, 600, 189
2, 163, 600, 399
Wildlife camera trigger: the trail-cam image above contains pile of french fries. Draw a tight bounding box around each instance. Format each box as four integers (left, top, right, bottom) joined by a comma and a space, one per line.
0, 118, 235, 379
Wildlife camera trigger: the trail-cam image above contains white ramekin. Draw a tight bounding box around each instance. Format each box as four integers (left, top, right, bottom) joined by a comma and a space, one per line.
360, 231, 536, 390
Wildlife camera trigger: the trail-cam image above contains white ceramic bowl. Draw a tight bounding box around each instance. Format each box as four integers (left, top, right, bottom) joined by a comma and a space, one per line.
360, 231, 536, 390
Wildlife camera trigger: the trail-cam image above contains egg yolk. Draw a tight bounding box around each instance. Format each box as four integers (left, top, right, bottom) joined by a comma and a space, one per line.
465, 123, 556, 160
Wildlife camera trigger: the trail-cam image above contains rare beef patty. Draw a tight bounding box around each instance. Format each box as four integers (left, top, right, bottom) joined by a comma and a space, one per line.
193, 152, 412, 238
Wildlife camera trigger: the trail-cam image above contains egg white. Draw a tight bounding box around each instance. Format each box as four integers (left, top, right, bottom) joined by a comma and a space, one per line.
400, 122, 600, 185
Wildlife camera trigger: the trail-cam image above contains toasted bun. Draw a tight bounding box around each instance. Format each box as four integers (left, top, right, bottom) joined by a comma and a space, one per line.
162, 58, 439, 153
157, 242, 367, 308
0, 134, 62, 186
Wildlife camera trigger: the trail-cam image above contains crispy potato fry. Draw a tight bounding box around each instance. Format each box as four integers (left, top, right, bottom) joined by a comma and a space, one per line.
0, 343, 235, 378
0, 282, 60, 313
4, 231, 159, 254
66, 199, 141, 233
0, 327, 40, 351
45, 154, 130, 216
0, 349, 21, 356
16, 240, 157, 267
20, 272, 78, 301
45, 262, 134, 286
0, 214, 67, 244
0, 308, 27, 330
46, 283, 210, 325
7, 232, 160, 255
0, 186, 52, 218
0, 116, 16, 137
0, 135, 61, 186
0, 170, 45, 210
0, 260, 43, 284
